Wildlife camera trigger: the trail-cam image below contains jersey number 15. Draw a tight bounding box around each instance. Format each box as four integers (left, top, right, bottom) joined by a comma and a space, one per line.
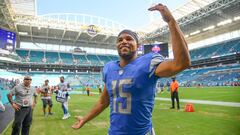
112, 79, 132, 114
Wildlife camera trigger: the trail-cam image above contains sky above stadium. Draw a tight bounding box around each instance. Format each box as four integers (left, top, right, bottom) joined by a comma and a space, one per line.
37, 0, 187, 30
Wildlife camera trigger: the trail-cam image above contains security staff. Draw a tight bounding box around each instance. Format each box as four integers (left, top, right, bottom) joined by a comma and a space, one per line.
7, 76, 37, 135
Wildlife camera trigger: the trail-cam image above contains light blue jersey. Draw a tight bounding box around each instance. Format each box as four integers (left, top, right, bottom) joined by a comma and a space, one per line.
103, 52, 164, 135
56, 82, 69, 103
55, 90, 69, 103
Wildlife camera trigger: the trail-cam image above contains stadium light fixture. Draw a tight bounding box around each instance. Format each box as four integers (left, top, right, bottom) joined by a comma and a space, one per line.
217, 19, 232, 26
19, 32, 28, 35
203, 25, 215, 31
190, 30, 200, 36
234, 16, 240, 21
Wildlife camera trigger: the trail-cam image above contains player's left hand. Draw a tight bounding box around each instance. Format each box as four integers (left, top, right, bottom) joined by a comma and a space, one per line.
72, 116, 85, 129
31, 102, 36, 109
148, 3, 175, 23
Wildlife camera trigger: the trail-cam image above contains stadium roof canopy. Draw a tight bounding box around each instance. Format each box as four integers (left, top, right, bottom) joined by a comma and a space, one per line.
141, 0, 217, 32
143, 0, 240, 44
0, 0, 240, 50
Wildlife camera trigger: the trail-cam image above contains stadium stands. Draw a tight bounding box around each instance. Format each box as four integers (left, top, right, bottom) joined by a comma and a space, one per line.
45, 51, 59, 64
10, 37, 240, 88
29, 50, 44, 63
72, 54, 89, 65
15, 49, 119, 66
158, 64, 240, 87
59, 52, 73, 65
96, 55, 112, 65
15, 49, 29, 62
86, 54, 101, 66
190, 38, 240, 60
14, 37, 239, 66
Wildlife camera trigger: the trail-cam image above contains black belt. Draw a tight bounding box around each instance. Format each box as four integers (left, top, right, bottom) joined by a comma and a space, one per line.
21, 106, 31, 108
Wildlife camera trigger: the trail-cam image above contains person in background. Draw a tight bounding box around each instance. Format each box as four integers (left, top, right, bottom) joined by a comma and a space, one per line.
7, 76, 37, 135
170, 77, 180, 110
86, 85, 90, 96
98, 85, 102, 95
40, 79, 53, 116
160, 82, 165, 94
166, 81, 171, 92
56, 76, 71, 120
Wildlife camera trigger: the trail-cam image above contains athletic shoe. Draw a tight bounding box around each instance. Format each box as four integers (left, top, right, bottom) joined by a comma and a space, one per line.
62, 115, 67, 119
62, 114, 70, 120
66, 113, 71, 119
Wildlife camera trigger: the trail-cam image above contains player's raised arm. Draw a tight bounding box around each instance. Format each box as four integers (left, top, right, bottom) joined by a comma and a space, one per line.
72, 85, 109, 129
148, 3, 191, 77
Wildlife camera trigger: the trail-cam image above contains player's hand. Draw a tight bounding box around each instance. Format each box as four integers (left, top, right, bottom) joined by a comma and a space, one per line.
12, 103, 20, 111
148, 3, 175, 23
31, 102, 36, 109
72, 116, 85, 129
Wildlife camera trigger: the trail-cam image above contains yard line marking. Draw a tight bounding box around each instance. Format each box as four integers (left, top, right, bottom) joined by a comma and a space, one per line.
155, 97, 240, 107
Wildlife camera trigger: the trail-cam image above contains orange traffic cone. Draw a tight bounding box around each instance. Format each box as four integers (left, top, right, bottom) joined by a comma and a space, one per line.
185, 103, 195, 112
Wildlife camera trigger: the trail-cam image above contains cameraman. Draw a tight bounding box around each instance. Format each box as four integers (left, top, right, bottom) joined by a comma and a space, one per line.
40, 79, 53, 116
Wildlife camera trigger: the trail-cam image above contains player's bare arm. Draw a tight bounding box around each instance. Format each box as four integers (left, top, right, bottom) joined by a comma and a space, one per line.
7, 93, 20, 111
149, 3, 191, 77
32, 94, 38, 109
72, 85, 110, 129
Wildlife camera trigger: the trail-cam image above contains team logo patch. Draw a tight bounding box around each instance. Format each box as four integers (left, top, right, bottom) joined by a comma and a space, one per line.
119, 69, 124, 75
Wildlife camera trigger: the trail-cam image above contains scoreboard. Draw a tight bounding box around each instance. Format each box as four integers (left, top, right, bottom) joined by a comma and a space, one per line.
0, 28, 16, 51
138, 43, 169, 57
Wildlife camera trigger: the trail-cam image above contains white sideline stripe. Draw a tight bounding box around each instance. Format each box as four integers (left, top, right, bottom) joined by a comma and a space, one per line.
155, 97, 240, 107
69, 91, 240, 107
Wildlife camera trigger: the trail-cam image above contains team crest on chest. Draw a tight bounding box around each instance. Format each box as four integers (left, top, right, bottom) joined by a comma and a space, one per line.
119, 69, 124, 75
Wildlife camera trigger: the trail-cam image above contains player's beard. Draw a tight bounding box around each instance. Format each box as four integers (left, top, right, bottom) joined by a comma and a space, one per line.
118, 50, 137, 60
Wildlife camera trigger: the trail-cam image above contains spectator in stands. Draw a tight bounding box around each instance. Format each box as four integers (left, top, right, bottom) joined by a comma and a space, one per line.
40, 80, 53, 116
26, 56, 30, 62
170, 76, 180, 110
42, 57, 47, 63
72, 3, 190, 134
7, 76, 37, 135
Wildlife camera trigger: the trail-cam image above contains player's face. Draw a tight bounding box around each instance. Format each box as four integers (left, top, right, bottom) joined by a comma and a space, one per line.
60, 77, 64, 82
23, 78, 32, 87
116, 33, 138, 60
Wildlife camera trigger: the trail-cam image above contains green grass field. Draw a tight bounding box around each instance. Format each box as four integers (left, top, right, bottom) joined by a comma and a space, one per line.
3, 87, 240, 135
157, 86, 240, 102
